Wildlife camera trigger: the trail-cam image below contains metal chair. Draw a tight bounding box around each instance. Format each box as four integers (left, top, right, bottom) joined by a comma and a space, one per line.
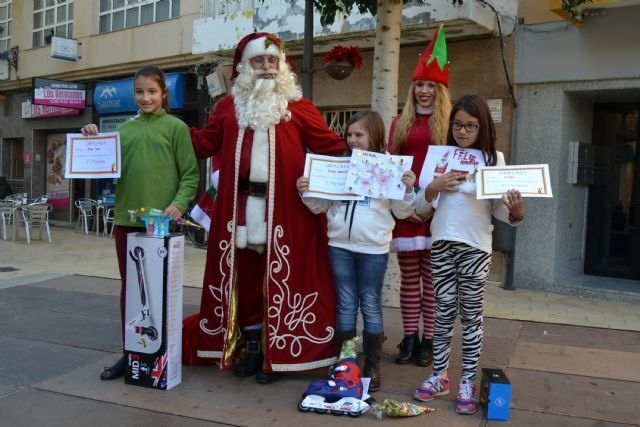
19, 203, 53, 244
75, 198, 97, 235
103, 206, 115, 237
0, 199, 16, 240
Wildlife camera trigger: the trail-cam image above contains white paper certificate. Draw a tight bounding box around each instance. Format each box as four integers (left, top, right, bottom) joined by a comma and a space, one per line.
302, 154, 364, 200
64, 132, 121, 178
477, 164, 553, 199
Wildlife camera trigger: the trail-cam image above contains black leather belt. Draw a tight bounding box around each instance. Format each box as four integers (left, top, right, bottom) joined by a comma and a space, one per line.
238, 179, 267, 197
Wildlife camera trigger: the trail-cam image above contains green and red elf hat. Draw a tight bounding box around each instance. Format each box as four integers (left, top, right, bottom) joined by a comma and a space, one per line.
412, 23, 449, 87
232, 32, 284, 79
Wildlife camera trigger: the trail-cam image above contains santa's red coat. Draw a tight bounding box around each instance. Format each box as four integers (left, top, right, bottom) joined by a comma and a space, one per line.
184, 95, 347, 371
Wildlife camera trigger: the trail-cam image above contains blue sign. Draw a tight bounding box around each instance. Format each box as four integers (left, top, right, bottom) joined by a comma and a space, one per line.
94, 73, 184, 114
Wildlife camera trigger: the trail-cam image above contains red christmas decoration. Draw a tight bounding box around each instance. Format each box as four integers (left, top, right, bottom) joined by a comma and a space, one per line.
323, 46, 363, 69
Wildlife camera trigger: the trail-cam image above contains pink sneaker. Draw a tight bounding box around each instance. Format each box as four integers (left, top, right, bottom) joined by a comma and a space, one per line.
455, 378, 478, 414
414, 372, 450, 402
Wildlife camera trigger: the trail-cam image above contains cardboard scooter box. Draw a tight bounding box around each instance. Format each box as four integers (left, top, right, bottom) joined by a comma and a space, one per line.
480, 368, 511, 421
124, 232, 183, 390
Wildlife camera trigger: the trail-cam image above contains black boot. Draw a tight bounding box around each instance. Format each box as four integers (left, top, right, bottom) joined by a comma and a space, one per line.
416, 337, 433, 367
100, 354, 126, 381
395, 332, 419, 364
335, 330, 356, 357
363, 332, 384, 392
234, 328, 262, 377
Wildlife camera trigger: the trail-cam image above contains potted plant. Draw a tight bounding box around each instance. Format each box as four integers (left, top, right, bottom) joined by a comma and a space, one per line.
323, 45, 363, 80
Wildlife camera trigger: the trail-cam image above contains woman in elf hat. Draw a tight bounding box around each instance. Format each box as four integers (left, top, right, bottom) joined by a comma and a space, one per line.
388, 23, 451, 368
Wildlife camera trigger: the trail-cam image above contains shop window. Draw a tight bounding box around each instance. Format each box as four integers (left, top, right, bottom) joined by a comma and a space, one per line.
1, 138, 23, 180
0, 0, 11, 53
322, 109, 361, 136
99, 0, 180, 33
32, 0, 73, 48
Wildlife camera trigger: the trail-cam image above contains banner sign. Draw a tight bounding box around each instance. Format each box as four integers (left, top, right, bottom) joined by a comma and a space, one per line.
32, 77, 86, 109
22, 99, 80, 119
94, 73, 184, 114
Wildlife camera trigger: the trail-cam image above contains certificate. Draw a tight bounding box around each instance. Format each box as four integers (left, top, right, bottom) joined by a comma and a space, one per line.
65, 132, 121, 178
344, 149, 413, 200
302, 153, 363, 200
477, 164, 553, 199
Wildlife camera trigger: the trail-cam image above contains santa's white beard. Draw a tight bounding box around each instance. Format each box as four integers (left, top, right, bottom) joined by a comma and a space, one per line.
233, 62, 300, 130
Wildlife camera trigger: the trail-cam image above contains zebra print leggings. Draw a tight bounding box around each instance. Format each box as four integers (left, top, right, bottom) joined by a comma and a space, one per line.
431, 240, 492, 380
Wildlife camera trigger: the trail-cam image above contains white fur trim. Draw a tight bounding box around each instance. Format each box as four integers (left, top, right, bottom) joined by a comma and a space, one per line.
390, 236, 432, 252
211, 170, 220, 189
236, 226, 248, 249
241, 37, 281, 61
270, 357, 337, 372
250, 129, 269, 182
246, 196, 267, 245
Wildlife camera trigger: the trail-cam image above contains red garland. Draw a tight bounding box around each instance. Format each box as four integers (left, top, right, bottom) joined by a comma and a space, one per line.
323, 46, 363, 69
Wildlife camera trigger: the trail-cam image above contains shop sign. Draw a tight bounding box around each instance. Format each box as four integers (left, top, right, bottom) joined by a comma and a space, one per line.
21, 99, 80, 119
32, 77, 86, 109
51, 36, 79, 61
99, 114, 135, 132
94, 73, 184, 114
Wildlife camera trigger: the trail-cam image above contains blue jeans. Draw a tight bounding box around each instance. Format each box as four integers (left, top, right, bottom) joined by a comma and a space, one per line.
328, 246, 389, 334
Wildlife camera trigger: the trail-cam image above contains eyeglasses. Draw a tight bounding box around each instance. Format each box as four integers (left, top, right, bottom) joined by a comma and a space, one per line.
450, 121, 480, 132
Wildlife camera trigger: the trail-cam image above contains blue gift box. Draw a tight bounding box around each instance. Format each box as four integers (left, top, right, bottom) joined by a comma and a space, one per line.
480, 368, 511, 421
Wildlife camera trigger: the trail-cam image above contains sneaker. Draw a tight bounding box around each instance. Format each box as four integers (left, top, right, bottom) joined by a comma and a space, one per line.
414, 372, 450, 402
455, 378, 478, 415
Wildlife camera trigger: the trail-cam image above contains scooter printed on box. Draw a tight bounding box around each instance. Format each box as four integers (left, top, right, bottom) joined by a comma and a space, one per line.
125, 233, 183, 390
126, 246, 160, 351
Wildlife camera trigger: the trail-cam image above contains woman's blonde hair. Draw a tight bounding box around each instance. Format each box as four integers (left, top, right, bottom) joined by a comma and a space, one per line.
391, 82, 451, 153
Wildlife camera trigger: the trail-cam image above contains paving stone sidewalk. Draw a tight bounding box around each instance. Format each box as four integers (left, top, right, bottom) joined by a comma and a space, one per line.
0, 275, 638, 426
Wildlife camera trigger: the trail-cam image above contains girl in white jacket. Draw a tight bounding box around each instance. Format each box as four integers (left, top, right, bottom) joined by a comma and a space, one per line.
296, 110, 416, 392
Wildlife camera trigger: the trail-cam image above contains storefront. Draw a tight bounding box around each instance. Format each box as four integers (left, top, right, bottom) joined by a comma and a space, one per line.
1, 71, 203, 225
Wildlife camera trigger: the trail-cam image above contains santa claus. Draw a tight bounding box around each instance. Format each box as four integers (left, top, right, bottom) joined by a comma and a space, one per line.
184, 32, 347, 384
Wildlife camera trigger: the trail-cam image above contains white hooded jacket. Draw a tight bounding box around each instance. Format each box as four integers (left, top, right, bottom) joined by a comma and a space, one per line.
301, 192, 415, 254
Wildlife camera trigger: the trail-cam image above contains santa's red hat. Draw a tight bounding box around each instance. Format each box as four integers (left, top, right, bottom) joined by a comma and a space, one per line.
232, 32, 284, 79
412, 23, 449, 86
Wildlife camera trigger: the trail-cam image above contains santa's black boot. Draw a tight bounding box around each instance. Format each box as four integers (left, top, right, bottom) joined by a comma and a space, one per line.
234, 329, 262, 377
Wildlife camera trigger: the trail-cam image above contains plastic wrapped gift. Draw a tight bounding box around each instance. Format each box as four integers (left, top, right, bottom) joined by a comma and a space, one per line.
141, 213, 172, 237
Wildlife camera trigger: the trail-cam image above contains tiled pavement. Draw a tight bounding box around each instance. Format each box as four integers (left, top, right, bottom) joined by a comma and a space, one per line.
1, 226, 639, 426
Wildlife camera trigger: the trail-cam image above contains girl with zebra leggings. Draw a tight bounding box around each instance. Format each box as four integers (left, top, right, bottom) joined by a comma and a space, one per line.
412, 95, 526, 415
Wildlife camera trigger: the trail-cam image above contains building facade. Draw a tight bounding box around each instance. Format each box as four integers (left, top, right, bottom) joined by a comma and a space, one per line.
17, 1, 628, 300
515, 0, 640, 301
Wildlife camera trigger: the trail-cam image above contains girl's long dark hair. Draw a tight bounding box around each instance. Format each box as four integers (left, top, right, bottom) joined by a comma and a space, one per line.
447, 95, 497, 166
134, 65, 170, 112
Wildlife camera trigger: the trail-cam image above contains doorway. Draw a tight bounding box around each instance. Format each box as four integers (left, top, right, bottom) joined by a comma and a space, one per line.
585, 104, 640, 280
